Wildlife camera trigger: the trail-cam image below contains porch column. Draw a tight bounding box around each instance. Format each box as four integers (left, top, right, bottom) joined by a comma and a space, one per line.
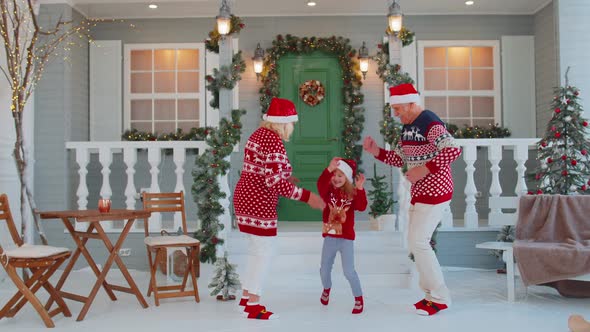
556, 0, 590, 117
217, 35, 233, 256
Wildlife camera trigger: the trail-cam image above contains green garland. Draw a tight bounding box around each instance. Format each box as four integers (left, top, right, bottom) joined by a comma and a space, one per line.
192, 109, 245, 263
384, 27, 415, 47
122, 127, 211, 141
259, 34, 365, 166
205, 15, 245, 53
447, 123, 511, 139
206, 51, 246, 109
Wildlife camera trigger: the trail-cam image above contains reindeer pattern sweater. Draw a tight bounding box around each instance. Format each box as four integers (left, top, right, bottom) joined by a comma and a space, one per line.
377, 110, 462, 205
317, 169, 367, 241
234, 127, 311, 236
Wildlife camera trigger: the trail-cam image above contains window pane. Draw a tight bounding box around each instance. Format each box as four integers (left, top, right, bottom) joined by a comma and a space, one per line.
448, 47, 470, 67
449, 97, 470, 117
449, 118, 471, 126
155, 72, 175, 93
131, 121, 152, 132
473, 97, 494, 118
131, 100, 152, 120
472, 47, 493, 67
131, 73, 152, 93
424, 69, 446, 90
178, 72, 199, 93
424, 97, 447, 117
472, 118, 495, 127
448, 69, 469, 90
154, 99, 175, 120
155, 122, 176, 134
424, 47, 446, 67
178, 121, 198, 132
131, 50, 152, 71
178, 99, 199, 120
155, 49, 175, 71
472, 69, 494, 90
177, 49, 199, 70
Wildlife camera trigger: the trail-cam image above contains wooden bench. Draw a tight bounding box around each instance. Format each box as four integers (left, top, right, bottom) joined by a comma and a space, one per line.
477, 196, 590, 302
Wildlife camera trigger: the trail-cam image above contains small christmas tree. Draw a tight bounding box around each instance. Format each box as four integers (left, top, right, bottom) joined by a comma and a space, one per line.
208, 252, 241, 301
530, 68, 590, 195
368, 163, 395, 218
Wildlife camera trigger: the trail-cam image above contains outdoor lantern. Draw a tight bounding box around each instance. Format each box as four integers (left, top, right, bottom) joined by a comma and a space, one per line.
388, 0, 403, 33
358, 42, 369, 79
216, 0, 232, 36
252, 43, 265, 80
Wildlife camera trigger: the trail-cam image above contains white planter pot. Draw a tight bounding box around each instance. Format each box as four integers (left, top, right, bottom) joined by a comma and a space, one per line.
369, 214, 396, 231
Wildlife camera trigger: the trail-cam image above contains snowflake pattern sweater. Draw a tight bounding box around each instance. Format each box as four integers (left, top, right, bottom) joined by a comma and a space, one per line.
234, 127, 311, 236
377, 110, 462, 205
317, 169, 367, 240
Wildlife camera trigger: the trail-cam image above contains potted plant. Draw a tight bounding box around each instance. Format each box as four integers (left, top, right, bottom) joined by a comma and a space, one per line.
368, 163, 396, 231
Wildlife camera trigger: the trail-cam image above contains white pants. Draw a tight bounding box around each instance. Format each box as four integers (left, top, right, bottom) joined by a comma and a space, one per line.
242, 234, 276, 297
408, 202, 451, 305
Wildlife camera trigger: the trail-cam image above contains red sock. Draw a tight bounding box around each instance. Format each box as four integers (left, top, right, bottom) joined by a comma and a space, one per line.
352, 296, 363, 314
320, 288, 330, 305
415, 300, 448, 316
239, 297, 249, 306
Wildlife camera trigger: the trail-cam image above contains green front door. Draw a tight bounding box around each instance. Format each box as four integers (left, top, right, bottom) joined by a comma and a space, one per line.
277, 53, 343, 221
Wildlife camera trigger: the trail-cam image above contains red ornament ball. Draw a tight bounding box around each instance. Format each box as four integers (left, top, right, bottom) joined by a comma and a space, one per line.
555, 108, 561, 113
535, 174, 541, 180
537, 189, 543, 195
575, 91, 580, 96
555, 132, 561, 138
583, 185, 588, 191
582, 149, 588, 155
541, 141, 547, 147
561, 155, 567, 160
547, 157, 553, 163
211, 237, 219, 245
527, 191, 534, 195
562, 170, 568, 176
583, 121, 588, 127
572, 160, 578, 166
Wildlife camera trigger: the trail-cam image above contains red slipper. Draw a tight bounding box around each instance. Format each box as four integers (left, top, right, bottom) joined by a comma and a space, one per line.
244, 304, 276, 320
415, 300, 448, 316
413, 299, 427, 309
320, 289, 330, 306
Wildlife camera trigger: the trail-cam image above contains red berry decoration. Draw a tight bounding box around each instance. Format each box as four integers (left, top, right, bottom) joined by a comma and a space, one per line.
561, 155, 567, 160
584, 121, 588, 127
541, 141, 547, 147
583, 185, 587, 191
555, 108, 561, 113
537, 189, 543, 195
527, 191, 534, 195
555, 132, 561, 138
562, 170, 568, 176
583, 150, 588, 155
547, 157, 553, 163
551, 125, 557, 131
572, 160, 577, 166
535, 174, 541, 180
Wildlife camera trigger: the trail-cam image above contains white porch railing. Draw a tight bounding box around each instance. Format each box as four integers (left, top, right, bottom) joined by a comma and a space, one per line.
395, 138, 540, 234
66, 141, 232, 234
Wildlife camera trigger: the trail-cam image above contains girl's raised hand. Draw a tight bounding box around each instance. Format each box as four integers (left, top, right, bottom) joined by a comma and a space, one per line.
355, 173, 366, 189
328, 157, 342, 172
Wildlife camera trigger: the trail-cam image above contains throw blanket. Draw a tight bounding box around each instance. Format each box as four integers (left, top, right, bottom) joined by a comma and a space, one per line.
513, 194, 590, 287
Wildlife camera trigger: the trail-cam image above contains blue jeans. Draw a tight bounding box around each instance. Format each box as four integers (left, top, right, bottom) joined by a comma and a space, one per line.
320, 237, 362, 297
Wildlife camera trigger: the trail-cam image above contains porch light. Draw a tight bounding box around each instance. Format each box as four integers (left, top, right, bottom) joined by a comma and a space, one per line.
216, 0, 232, 36
358, 42, 369, 79
387, 0, 403, 34
252, 43, 265, 80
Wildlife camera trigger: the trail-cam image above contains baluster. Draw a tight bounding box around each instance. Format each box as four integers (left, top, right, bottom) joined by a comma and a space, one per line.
99, 147, 113, 231
147, 147, 162, 231
488, 144, 503, 225
217, 155, 232, 257
463, 144, 478, 228
173, 147, 186, 230
396, 168, 411, 249
514, 143, 530, 196
75, 147, 90, 211
123, 148, 137, 210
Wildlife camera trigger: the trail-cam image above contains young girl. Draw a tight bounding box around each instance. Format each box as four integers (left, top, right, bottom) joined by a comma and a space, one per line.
317, 157, 367, 314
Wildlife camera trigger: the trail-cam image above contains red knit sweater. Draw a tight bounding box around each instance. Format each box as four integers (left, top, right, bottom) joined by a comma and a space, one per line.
317, 169, 367, 240
376, 110, 462, 205
234, 127, 311, 236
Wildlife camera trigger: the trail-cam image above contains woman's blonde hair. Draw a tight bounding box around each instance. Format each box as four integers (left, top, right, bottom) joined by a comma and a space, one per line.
333, 169, 356, 198
260, 120, 295, 141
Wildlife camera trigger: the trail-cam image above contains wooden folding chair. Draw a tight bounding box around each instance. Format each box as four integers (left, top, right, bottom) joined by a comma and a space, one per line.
142, 191, 200, 306
0, 194, 72, 328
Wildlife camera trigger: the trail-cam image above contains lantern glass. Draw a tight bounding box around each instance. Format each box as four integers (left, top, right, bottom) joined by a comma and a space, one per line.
253, 59, 264, 74
217, 16, 231, 35
388, 14, 402, 33
359, 58, 369, 74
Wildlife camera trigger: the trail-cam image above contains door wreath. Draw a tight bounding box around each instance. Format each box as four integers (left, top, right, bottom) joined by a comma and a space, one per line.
299, 80, 325, 107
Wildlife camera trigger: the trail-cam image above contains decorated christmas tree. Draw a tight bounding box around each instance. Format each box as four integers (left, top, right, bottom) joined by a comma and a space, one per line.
368, 163, 395, 218
208, 252, 241, 300
530, 68, 590, 195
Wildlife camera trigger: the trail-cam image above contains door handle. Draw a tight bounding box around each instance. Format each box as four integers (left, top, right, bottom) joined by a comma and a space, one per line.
328, 137, 339, 142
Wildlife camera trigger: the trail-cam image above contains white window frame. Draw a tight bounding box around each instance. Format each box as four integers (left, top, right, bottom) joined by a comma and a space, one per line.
417, 40, 502, 126
124, 43, 206, 133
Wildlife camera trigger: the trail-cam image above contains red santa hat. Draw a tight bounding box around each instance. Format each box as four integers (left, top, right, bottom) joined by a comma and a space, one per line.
263, 98, 299, 123
389, 83, 420, 105
337, 159, 357, 184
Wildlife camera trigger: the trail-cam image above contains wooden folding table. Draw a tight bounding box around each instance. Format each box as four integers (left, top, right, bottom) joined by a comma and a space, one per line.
40, 209, 151, 321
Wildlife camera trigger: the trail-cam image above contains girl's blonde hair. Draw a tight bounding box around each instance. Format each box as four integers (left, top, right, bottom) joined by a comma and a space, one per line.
333, 169, 356, 198
260, 120, 295, 141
